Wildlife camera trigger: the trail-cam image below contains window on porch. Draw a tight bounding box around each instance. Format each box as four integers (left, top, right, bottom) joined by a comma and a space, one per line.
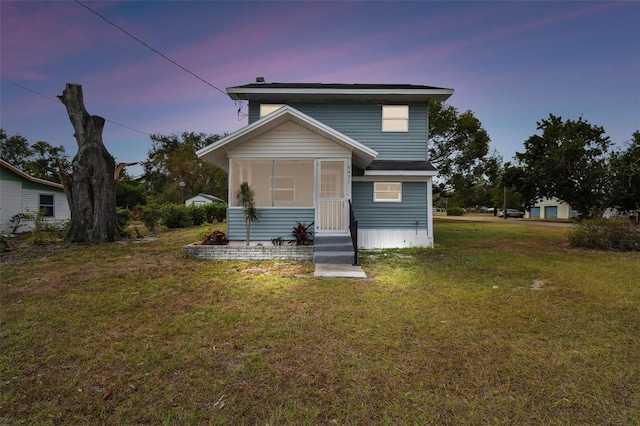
231, 159, 314, 208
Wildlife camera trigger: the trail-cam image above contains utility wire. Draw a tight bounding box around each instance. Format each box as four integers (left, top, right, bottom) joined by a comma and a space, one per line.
74, 0, 228, 98
1, 77, 151, 136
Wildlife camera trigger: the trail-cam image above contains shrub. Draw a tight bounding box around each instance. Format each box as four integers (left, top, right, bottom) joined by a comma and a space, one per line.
271, 237, 284, 246
9, 213, 30, 234
214, 204, 227, 223
161, 204, 193, 229
447, 207, 466, 216
568, 218, 640, 251
137, 203, 162, 232
202, 230, 228, 245
289, 222, 314, 245
203, 204, 216, 223
116, 207, 131, 229
188, 205, 207, 226
203, 203, 227, 223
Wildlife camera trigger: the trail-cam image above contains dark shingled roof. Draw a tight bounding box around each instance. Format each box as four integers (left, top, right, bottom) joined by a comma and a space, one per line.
353, 160, 437, 176
227, 82, 454, 103
366, 160, 437, 171
230, 82, 453, 91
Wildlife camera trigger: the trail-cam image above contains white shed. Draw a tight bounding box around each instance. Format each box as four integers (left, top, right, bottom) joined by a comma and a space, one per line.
0, 159, 71, 234
526, 197, 576, 220
185, 193, 225, 206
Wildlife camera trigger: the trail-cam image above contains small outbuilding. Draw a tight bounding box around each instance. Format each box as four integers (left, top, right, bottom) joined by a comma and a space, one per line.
0, 159, 70, 234
184, 193, 226, 206
526, 197, 576, 220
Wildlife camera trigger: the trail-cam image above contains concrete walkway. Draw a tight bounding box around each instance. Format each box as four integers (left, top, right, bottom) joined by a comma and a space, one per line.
314, 263, 367, 278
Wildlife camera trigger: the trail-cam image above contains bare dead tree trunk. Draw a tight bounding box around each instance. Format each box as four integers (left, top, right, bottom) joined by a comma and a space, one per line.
58, 83, 119, 243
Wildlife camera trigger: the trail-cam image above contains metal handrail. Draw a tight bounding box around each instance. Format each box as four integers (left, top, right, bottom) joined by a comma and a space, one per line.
348, 200, 359, 266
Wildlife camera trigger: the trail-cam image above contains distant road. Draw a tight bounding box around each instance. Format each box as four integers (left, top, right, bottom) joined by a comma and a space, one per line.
435, 214, 574, 228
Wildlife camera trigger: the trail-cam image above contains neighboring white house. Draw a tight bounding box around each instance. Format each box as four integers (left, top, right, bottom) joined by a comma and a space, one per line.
526, 197, 575, 220
184, 193, 225, 206
0, 159, 70, 234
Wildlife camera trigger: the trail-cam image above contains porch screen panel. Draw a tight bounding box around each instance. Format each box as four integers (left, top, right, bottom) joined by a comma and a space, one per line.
273, 160, 314, 207
231, 159, 272, 207
232, 159, 314, 207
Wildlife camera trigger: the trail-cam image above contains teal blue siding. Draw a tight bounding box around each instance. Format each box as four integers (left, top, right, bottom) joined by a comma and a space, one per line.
228, 208, 314, 241
249, 102, 428, 161
0, 168, 22, 182
1, 166, 62, 192
352, 182, 427, 230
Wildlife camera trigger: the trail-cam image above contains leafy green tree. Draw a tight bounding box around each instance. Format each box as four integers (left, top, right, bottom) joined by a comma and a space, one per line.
0, 129, 31, 169
513, 114, 611, 218
237, 182, 259, 246
0, 128, 70, 182
116, 172, 147, 209
607, 131, 640, 211
428, 101, 502, 204
143, 132, 227, 203
23, 140, 70, 182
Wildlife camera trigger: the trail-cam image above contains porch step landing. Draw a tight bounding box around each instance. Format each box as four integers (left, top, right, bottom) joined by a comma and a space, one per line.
314, 263, 367, 279
313, 235, 355, 265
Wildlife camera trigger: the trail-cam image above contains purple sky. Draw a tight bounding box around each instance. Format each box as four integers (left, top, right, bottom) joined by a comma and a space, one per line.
2, 1, 639, 177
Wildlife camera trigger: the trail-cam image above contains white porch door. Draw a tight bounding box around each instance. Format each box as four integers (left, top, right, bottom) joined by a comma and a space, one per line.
316, 159, 348, 234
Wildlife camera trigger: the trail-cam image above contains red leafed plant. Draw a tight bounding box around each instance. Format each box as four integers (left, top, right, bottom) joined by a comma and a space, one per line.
202, 230, 229, 245
289, 222, 314, 245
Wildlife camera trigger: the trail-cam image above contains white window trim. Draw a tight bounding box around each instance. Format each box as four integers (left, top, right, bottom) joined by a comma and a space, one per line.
270, 175, 296, 203
382, 105, 409, 132
39, 193, 55, 217
373, 182, 402, 202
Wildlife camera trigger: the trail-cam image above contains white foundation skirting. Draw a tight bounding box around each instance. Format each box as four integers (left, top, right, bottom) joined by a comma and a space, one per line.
358, 229, 433, 249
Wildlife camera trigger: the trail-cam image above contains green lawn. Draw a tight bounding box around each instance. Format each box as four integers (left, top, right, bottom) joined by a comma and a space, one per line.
1, 220, 638, 425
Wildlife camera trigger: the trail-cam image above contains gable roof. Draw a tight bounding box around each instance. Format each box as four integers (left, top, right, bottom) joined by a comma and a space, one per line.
196, 105, 378, 170
0, 159, 64, 190
227, 82, 454, 103
187, 193, 225, 203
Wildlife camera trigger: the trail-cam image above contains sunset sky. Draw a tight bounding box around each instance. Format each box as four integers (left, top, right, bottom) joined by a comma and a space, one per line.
1, 1, 638, 177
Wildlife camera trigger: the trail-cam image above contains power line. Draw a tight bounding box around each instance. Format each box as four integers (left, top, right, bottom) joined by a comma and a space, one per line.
74, 0, 228, 98
1, 77, 151, 136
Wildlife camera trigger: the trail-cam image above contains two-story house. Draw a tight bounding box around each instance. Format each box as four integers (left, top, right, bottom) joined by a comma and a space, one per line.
196, 80, 454, 263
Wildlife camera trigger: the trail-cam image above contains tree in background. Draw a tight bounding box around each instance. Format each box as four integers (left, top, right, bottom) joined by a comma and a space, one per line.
428, 101, 502, 207
143, 132, 227, 204
116, 171, 147, 209
512, 114, 611, 218
607, 131, 640, 211
0, 128, 70, 182
0, 129, 31, 170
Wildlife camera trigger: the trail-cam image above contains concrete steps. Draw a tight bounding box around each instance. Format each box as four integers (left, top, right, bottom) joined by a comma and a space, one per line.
313, 235, 355, 264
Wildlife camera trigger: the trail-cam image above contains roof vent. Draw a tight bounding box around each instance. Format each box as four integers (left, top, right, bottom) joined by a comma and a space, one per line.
256, 77, 265, 83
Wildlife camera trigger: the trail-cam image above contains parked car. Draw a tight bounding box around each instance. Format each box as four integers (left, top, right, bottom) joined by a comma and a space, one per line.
497, 209, 525, 218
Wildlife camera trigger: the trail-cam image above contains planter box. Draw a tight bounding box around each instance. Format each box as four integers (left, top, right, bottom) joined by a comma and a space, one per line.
184, 243, 313, 261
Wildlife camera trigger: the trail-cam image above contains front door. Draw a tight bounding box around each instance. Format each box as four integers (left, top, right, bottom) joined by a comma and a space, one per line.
316, 160, 348, 234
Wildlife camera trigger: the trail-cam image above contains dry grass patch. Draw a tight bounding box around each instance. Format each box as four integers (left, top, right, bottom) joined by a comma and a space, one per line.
1, 222, 638, 424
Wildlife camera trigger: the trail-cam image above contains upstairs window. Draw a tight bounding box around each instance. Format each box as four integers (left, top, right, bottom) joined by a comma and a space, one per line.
39, 194, 54, 217
382, 105, 409, 132
373, 182, 402, 202
259, 104, 285, 117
